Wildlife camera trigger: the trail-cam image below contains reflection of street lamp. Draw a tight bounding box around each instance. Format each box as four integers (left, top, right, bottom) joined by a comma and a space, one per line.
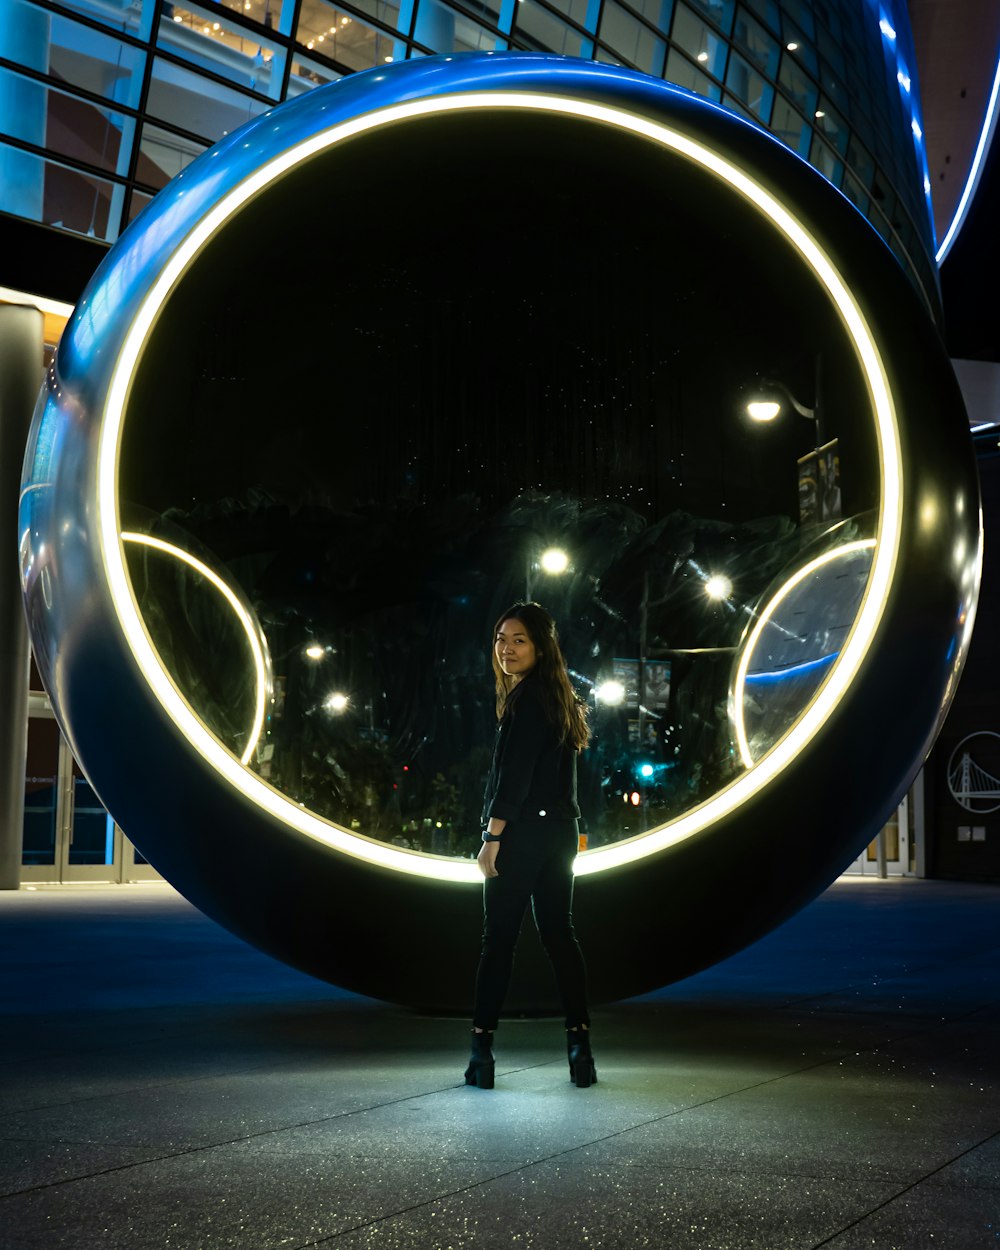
304, 644, 326, 661
526, 545, 570, 598
325, 691, 349, 713
744, 357, 823, 445
705, 574, 732, 600
595, 680, 625, 706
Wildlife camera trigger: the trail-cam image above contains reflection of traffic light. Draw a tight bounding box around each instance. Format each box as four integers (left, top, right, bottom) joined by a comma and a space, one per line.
639, 763, 654, 778
630, 791, 640, 806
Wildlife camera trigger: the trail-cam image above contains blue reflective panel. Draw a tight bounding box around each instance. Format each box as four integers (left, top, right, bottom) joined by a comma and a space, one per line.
0, 64, 136, 177
3, 0, 148, 109
599, 0, 666, 76
513, 0, 589, 54
733, 7, 778, 78
726, 49, 773, 121
671, 2, 727, 79
297, 1, 403, 68
683, 0, 733, 35
770, 91, 810, 157
145, 57, 271, 142
287, 52, 344, 97
809, 133, 843, 188
33, 0, 150, 38
778, 47, 817, 114
159, 4, 287, 100
413, 0, 505, 53
0, 138, 124, 238
665, 46, 722, 99
138, 123, 208, 191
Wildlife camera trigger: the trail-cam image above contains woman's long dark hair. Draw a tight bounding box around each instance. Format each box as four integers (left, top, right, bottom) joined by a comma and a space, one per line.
492, 602, 590, 750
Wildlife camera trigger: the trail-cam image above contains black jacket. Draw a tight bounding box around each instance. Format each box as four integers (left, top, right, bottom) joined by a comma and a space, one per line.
481, 673, 580, 825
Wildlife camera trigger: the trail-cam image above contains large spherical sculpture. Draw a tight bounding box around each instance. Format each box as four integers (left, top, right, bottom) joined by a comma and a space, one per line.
21, 54, 980, 1011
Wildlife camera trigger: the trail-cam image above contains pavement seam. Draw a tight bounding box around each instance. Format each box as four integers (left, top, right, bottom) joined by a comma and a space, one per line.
806, 1124, 1000, 1249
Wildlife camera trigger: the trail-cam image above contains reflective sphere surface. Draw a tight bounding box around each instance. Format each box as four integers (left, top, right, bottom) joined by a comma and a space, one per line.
21, 55, 981, 1009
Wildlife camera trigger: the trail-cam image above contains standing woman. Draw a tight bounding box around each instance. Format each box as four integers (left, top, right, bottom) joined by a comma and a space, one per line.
464, 601, 596, 1090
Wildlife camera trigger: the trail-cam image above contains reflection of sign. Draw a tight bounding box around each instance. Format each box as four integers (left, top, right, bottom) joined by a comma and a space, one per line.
628, 719, 659, 746
798, 438, 841, 525
947, 732, 1000, 814
612, 658, 640, 708
643, 661, 671, 709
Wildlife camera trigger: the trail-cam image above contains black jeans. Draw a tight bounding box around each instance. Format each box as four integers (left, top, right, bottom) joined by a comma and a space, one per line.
472, 818, 590, 1031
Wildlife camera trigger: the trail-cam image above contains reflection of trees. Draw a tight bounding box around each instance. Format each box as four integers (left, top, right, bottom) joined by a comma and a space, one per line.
135, 489, 853, 852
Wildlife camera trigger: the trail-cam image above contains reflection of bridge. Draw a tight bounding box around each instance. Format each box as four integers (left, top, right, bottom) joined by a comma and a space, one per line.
948, 751, 1000, 804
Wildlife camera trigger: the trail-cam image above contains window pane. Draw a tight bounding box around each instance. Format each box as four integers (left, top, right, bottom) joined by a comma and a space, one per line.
0, 65, 135, 177
847, 135, 874, 188
546, 0, 590, 29
809, 134, 843, 187
0, 139, 124, 239
665, 47, 722, 100
23, 0, 148, 109
600, 0, 666, 75
671, 2, 726, 78
414, 0, 505, 52
513, 1, 588, 55
138, 122, 207, 190
780, 0, 813, 38
42, 0, 151, 39
813, 96, 847, 155
628, 0, 672, 30
287, 52, 344, 96
725, 49, 772, 121
683, 0, 733, 35
740, 0, 778, 35
297, 3, 402, 68
146, 57, 271, 143
160, 5, 286, 99
770, 93, 810, 157
780, 20, 816, 73
778, 49, 817, 114
732, 7, 777, 77
841, 172, 869, 217
127, 187, 155, 223
215, 0, 289, 30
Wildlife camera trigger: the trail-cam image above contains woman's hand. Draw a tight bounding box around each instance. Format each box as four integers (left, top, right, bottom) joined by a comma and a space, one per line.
477, 840, 500, 878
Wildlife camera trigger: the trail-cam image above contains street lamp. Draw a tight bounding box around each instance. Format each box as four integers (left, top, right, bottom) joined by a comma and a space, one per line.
526, 545, 570, 598
595, 679, 626, 706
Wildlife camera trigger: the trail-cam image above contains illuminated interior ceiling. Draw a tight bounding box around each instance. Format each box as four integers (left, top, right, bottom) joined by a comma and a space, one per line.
97, 90, 901, 885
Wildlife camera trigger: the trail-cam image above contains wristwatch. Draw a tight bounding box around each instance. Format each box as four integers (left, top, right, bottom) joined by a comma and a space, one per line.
482, 829, 503, 842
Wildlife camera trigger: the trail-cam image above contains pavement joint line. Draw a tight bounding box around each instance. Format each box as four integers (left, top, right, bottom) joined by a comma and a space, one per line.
288, 1037, 946, 1249
806, 1124, 1000, 1250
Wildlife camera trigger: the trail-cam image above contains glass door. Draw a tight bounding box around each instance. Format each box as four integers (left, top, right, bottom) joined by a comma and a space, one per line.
21, 692, 161, 883
844, 791, 912, 877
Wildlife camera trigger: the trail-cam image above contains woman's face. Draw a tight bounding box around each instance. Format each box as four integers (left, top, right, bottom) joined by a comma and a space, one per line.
495, 618, 538, 681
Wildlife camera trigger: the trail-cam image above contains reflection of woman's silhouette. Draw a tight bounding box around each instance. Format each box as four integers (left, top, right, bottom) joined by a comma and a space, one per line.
464, 602, 596, 1089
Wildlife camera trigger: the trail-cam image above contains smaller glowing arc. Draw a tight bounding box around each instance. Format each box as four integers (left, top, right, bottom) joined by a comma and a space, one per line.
121, 532, 269, 767
732, 539, 877, 769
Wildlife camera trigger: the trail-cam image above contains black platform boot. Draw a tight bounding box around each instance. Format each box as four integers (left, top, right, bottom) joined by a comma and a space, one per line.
567, 1027, 597, 1088
464, 1030, 495, 1089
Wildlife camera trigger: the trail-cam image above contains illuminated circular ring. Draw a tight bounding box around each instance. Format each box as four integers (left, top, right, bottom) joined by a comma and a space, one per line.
121, 532, 270, 767
20, 55, 980, 1008
96, 94, 899, 885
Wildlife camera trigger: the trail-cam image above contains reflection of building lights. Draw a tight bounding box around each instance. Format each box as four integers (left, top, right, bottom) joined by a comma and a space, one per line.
786, 41, 798, 50
95, 85, 902, 885
705, 574, 732, 600
325, 692, 349, 712
732, 539, 876, 768
747, 400, 780, 421
121, 532, 268, 766
305, 644, 326, 660
596, 680, 626, 705
630, 791, 640, 806
540, 546, 569, 574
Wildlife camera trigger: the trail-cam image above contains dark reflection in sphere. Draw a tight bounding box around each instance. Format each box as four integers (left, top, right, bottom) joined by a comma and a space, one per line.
119, 109, 878, 855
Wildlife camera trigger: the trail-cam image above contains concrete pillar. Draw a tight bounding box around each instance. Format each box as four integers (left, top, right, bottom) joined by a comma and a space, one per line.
0, 304, 43, 889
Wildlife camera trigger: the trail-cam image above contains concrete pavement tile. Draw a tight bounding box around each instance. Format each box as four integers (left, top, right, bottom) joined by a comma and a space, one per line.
821, 1181, 1000, 1249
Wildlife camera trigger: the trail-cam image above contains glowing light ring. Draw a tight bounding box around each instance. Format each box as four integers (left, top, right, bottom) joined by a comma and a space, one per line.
732, 540, 877, 769
96, 92, 902, 884
121, 532, 269, 767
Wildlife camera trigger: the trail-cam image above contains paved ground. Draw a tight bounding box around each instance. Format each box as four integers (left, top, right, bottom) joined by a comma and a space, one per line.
0, 877, 998, 1249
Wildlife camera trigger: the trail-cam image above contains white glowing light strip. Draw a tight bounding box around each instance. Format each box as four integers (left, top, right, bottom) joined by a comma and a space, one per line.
936, 50, 1000, 265
96, 92, 902, 883
0, 285, 75, 319
121, 532, 268, 767
731, 540, 877, 769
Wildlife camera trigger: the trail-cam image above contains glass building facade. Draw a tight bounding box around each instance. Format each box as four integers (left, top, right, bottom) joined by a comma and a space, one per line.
0, 0, 937, 312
